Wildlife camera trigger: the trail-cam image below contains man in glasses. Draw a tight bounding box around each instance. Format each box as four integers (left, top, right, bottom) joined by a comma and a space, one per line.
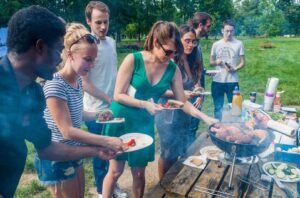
83, 1, 127, 198
0, 5, 121, 198
210, 20, 245, 120
188, 12, 213, 140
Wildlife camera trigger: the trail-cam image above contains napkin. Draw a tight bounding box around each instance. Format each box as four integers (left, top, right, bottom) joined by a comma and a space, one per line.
267, 120, 296, 137
266, 77, 279, 95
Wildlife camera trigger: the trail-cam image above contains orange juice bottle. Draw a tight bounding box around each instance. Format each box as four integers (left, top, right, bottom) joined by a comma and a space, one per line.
273, 92, 282, 113
232, 86, 243, 116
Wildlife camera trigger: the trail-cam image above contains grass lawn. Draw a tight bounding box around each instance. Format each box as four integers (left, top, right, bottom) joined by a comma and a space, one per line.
16, 37, 300, 197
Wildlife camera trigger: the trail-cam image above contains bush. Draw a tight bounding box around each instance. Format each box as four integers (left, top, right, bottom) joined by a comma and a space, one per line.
260, 41, 275, 49
117, 43, 142, 53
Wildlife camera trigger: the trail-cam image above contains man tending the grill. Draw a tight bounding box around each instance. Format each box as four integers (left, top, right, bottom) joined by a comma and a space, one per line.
210, 20, 245, 120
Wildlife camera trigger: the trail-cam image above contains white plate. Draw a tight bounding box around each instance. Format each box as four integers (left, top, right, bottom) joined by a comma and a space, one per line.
206, 70, 221, 74
162, 107, 181, 110
120, 133, 153, 152
192, 91, 211, 96
199, 91, 211, 95
96, 118, 125, 124
183, 155, 207, 169
200, 146, 223, 161
262, 162, 300, 183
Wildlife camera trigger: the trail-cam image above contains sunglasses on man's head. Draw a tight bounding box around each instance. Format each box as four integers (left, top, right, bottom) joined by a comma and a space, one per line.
69, 34, 98, 50
158, 41, 177, 57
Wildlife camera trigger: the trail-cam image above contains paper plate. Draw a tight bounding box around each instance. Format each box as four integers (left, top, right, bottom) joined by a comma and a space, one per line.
262, 162, 300, 183
192, 91, 211, 96
120, 133, 153, 152
200, 146, 223, 161
183, 155, 207, 169
206, 70, 221, 74
96, 118, 125, 124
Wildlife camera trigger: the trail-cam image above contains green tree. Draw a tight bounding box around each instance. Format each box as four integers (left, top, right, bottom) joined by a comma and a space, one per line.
0, 0, 22, 27
197, 0, 234, 36
276, 0, 300, 35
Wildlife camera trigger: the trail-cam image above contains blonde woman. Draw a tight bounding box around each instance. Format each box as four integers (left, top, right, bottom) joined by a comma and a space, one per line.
35, 23, 126, 198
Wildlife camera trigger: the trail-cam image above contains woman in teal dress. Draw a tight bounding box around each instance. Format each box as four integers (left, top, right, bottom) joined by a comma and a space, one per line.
102, 21, 218, 198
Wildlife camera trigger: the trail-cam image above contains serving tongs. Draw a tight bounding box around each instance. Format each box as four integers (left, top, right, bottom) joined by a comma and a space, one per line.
260, 174, 295, 198
194, 186, 234, 198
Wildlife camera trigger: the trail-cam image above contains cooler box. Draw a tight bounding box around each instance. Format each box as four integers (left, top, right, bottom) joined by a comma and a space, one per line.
274, 143, 300, 166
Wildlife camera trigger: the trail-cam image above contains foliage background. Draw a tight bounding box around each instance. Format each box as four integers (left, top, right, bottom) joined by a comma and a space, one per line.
0, 0, 299, 40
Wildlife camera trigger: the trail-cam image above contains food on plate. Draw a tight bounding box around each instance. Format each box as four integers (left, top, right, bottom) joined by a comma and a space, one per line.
253, 110, 270, 128
206, 149, 222, 158
160, 99, 184, 109
268, 112, 285, 121
287, 147, 300, 153
97, 110, 113, 121
277, 146, 300, 154
190, 158, 203, 166
124, 138, 136, 147
265, 162, 300, 180
192, 87, 205, 94
253, 129, 267, 140
210, 123, 268, 144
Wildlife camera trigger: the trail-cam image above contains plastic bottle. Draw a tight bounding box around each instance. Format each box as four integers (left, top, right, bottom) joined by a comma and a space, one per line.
232, 86, 243, 116
273, 92, 282, 113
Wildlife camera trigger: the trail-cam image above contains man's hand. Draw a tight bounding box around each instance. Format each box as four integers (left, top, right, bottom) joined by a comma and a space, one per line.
215, 59, 223, 65
106, 96, 113, 104
224, 62, 236, 73
96, 147, 120, 160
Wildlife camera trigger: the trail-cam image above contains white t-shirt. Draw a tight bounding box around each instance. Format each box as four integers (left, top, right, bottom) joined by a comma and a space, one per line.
211, 38, 245, 83
83, 36, 117, 112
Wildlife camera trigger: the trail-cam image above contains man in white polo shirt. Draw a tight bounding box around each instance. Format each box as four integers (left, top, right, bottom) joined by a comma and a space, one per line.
83, 1, 127, 198
210, 20, 245, 120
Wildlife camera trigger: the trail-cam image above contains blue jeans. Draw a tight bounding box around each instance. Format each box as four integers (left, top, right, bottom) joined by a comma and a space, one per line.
85, 120, 108, 194
187, 69, 206, 150
188, 96, 202, 149
211, 81, 239, 120
35, 155, 82, 185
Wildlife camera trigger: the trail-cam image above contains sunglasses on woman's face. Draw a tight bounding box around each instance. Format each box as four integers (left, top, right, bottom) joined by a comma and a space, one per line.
158, 41, 177, 57
69, 34, 98, 50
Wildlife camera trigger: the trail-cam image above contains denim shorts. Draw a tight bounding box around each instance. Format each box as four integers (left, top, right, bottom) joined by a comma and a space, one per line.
34, 155, 83, 185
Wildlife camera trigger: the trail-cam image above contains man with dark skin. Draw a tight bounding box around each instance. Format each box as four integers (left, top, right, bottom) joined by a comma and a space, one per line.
0, 5, 125, 198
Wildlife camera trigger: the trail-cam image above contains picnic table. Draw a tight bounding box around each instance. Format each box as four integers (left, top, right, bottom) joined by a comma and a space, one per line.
146, 132, 299, 198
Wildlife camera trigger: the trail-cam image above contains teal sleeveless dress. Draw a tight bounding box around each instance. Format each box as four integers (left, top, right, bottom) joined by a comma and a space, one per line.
104, 52, 176, 167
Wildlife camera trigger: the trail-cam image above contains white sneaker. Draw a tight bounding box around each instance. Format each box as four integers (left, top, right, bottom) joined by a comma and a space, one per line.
113, 184, 127, 198
98, 194, 103, 198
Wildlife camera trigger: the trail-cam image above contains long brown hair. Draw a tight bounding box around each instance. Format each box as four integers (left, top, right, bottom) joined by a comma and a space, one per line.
144, 21, 183, 55
175, 25, 202, 84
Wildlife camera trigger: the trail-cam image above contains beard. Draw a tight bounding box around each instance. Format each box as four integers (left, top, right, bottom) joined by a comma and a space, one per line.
35, 65, 57, 80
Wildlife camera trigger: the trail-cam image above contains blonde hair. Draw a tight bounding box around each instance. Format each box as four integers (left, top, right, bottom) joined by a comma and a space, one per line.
58, 23, 91, 68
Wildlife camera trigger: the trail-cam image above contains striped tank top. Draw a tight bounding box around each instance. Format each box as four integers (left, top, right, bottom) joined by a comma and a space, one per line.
43, 73, 83, 146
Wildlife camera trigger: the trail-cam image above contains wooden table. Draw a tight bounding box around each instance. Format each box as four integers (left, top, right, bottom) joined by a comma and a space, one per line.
146, 132, 299, 198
